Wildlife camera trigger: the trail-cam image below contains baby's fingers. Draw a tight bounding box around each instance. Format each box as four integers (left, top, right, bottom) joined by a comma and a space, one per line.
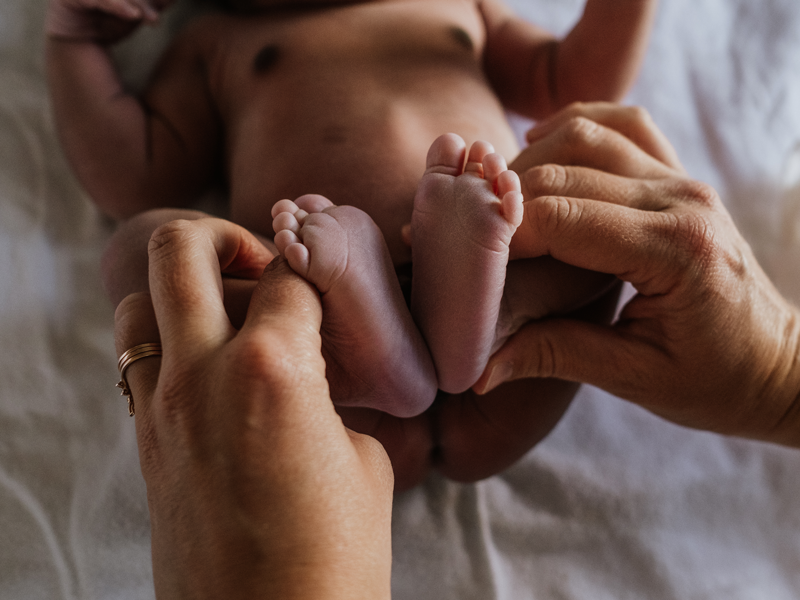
95, 0, 158, 21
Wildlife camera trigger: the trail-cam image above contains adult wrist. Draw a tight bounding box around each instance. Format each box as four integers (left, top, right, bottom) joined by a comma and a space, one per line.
153, 559, 391, 600
763, 306, 800, 447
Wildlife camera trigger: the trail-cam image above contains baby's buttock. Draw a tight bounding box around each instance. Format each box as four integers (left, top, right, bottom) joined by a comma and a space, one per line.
227, 87, 519, 265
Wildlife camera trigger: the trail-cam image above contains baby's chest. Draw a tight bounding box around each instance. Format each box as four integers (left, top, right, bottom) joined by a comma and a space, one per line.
206, 0, 487, 96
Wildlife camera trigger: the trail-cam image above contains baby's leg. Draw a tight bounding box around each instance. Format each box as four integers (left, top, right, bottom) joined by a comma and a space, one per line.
102, 208, 212, 306
411, 134, 523, 394
102, 208, 276, 329
272, 195, 437, 418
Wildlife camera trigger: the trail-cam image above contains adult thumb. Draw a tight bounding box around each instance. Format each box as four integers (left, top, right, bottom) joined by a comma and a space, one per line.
473, 317, 637, 396
243, 256, 323, 341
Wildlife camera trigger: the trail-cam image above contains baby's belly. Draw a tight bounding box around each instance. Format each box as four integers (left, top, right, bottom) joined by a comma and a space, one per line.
227, 90, 519, 265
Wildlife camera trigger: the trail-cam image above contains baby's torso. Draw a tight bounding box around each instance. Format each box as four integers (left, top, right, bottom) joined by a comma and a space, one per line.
193, 0, 519, 263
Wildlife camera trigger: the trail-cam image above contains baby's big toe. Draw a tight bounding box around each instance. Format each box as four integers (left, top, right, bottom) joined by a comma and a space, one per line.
294, 194, 335, 214
425, 133, 467, 177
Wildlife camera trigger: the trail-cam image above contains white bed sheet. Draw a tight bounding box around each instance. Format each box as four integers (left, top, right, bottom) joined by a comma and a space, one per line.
1, 0, 800, 597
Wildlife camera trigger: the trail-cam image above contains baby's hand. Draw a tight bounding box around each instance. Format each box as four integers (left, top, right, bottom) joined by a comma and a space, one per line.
46, 0, 172, 43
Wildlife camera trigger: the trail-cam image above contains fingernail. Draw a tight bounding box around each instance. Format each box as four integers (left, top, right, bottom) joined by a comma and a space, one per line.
482, 361, 513, 394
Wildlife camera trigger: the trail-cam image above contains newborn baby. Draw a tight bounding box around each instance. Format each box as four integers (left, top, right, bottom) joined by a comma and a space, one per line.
47, 0, 656, 419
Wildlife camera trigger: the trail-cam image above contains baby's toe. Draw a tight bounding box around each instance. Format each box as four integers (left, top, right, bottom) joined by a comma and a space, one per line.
272, 210, 302, 237
482, 153, 509, 190
283, 242, 311, 279
498, 172, 523, 227
274, 229, 301, 255
295, 194, 335, 214
496, 168, 521, 197
464, 141, 495, 177
425, 133, 467, 176
271, 199, 300, 219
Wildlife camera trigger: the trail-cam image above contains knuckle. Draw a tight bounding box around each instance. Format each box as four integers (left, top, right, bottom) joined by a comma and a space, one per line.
522, 164, 569, 196
562, 116, 602, 148
662, 212, 720, 269
531, 195, 580, 238
531, 334, 559, 379
229, 333, 320, 396
673, 179, 720, 207
148, 219, 201, 257
562, 101, 587, 116
624, 105, 653, 125
228, 337, 288, 386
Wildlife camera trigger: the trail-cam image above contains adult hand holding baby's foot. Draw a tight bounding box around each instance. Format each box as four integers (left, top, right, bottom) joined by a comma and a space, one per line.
46, 0, 173, 43
388, 106, 684, 488
272, 195, 438, 420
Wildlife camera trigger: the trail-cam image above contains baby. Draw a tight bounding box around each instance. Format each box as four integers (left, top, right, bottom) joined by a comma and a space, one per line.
47, 0, 657, 419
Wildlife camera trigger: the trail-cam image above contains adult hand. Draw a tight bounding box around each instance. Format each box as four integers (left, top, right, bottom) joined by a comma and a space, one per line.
114, 218, 392, 599
475, 102, 800, 447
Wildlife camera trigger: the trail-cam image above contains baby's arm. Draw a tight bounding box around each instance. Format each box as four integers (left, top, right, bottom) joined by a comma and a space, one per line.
480, 0, 658, 119
46, 0, 222, 219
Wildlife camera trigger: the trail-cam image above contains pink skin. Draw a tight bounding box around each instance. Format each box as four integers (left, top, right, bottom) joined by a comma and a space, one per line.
272, 134, 522, 416
272, 194, 437, 418
411, 133, 523, 394
273, 135, 524, 406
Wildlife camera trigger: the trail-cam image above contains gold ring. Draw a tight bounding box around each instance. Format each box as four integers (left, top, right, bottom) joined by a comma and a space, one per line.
116, 342, 162, 416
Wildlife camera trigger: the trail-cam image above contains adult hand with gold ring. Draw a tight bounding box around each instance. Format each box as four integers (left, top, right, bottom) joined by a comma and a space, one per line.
114, 217, 393, 600
474, 102, 800, 447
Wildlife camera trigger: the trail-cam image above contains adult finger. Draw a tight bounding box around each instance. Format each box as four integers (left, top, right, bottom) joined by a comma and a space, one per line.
518, 165, 684, 216
511, 113, 677, 180
526, 102, 684, 171
147, 218, 272, 359
243, 257, 323, 348
474, 316, 658, 397
508, 190, 719, 296
508, 195, 677, 290
472, 282, 657, 397
511, 172, 718, 259
237, 258, 330, 423
114, 292, 161, 419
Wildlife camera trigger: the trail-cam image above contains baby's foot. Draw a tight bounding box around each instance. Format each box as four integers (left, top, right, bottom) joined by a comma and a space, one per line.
272, 194, 437, 417
411, 134, 523, 394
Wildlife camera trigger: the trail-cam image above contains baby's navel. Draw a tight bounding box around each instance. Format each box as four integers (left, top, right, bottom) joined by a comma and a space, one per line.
253, 45, 280, 74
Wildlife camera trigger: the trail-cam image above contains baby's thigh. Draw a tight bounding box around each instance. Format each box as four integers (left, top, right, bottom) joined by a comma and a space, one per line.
102, 208, 218, 306
502, 257, 616, 324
